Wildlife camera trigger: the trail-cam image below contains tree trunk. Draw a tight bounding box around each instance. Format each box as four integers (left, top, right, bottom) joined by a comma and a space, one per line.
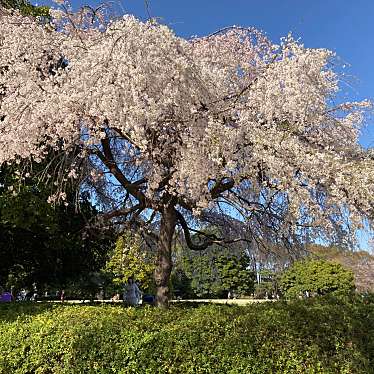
154, 204, 176, 308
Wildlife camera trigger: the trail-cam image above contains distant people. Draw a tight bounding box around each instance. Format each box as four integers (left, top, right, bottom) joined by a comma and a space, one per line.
60, 290, 65, 303
31, 283, 38, 301
18, 289, 27, 301
111, 293, 120, 302
0, 291, 13, 303
97, 289, 104, 301
135, 281, 143, 305
123, 278, 141, 306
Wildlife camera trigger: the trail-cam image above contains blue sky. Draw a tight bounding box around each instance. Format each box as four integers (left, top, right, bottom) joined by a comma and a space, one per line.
36, 0, 374, 250
36, 0, 374, 146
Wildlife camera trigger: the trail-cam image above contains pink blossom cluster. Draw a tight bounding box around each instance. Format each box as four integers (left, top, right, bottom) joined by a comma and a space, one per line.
0, 7, 373, 244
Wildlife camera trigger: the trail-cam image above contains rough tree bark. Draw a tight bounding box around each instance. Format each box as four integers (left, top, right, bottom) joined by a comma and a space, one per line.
154, 204, 177, 308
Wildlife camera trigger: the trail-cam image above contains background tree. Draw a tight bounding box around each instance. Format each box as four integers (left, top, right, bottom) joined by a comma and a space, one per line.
215, 253, 255, 297
253, 269, 279, 299
279, 259, 355, 298
1, 6, 374, 307
173, 243, 255, 298
0, 0, 49, 17
104, 232, 155, 293
308, 244, 374, 293
0, 161, 113, 294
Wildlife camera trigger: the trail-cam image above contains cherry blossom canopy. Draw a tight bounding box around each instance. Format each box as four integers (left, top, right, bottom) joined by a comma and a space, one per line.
0, 7, 373, 248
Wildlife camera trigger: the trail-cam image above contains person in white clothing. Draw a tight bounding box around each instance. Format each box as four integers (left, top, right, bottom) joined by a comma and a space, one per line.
123, 277, 141, 306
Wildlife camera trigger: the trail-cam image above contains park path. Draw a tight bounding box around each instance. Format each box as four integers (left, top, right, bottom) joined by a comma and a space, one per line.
44, 298, 276, 305
171, 299, 276, 305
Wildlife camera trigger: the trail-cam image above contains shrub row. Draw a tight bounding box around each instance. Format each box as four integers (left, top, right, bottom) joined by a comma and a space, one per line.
0, 296, 373, 373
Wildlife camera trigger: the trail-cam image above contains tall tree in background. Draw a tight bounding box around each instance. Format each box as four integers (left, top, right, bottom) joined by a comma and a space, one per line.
279, 259, 355, 298
104, 232, 155, 292
0, 0, 49, 17
309, 245, 374, 292
0, 161, 113, 292
172, 239, 255, 298
1, 6, 374, 307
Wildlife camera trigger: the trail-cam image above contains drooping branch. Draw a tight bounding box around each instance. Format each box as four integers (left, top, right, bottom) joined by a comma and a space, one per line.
111, 126, 141, 150
176, 209, 252, 251
176, 210, 216, 251
101, 203, 144, 220
95, 136, 147, 206
210, 178, 235, 198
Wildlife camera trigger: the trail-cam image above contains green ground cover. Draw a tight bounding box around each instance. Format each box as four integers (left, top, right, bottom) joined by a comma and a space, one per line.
0, 296, 373, 373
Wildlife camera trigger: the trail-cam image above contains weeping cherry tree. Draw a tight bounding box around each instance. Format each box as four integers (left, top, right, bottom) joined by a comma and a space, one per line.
0, 5, 373, 307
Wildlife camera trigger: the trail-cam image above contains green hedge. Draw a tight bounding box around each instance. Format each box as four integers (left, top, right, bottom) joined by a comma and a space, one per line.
0, 296, 373, 373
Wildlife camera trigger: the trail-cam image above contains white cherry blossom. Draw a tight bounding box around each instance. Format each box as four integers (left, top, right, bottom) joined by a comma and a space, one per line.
1, 7, 373, 306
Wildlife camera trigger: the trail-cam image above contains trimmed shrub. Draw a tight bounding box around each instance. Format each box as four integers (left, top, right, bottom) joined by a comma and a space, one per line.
279, 259, 355, 298
0, 296, 373, 373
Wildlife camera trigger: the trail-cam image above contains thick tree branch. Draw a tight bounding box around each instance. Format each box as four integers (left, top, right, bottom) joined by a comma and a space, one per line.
176, 209, 251, 250
95, 136, 147, 205
176, 210, 215, 251
210, 177, 235, 198
101, 203, 144, 220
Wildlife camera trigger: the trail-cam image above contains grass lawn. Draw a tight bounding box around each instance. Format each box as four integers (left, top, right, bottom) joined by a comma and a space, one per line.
1, 296, 373, 373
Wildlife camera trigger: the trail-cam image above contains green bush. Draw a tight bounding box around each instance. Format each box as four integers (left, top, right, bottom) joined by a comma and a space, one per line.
279, 259, 355, 298
0, 296, 373, 373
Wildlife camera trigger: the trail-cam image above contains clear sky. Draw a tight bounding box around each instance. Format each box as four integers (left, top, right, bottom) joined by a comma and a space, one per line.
36, 0, 374, 145
35, 0, 374, 250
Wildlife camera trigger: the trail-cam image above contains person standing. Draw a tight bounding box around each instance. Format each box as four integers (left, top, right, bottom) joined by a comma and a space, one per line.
123, 278, 141, 306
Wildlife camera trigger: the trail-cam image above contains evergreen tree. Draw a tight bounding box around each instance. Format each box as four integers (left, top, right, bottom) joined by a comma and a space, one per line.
279, 259, 355, 298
